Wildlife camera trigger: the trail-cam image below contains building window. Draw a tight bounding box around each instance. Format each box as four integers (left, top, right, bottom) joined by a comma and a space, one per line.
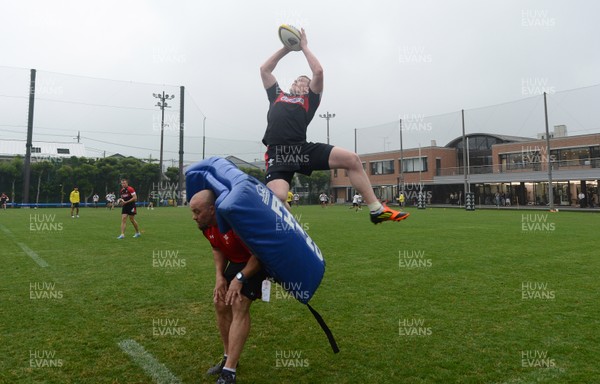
32, 147, 41, 153
500, 152, 541, 171
370, 160, 394, 175
57, 148, 70, 154
333, 169, 338, 177
555, 147, 591, 167
400, 157, 427, 172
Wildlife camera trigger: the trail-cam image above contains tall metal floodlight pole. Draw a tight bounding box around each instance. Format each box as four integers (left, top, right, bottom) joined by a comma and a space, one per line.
543, 92, 554, 210
153, 91, 175, 182
22, 69, 36, 206
461, 109, 468, 196
178, 86, 185, 205
202, 116, 207, 159
399, 119, 404, 196
319, 111, 335, 145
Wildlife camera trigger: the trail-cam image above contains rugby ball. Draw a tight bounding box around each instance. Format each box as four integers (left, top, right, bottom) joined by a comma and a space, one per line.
279, 24, 302, 51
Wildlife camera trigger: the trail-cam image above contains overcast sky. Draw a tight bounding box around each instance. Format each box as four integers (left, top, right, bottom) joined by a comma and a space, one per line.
1, 0, 599, 163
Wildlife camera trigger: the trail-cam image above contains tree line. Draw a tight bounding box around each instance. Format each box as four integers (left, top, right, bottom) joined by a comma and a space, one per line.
0, 156, 331, 205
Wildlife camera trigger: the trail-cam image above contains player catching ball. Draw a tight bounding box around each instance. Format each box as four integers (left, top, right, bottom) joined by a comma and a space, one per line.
117, 178, 141, 239
260, 27, 409, 224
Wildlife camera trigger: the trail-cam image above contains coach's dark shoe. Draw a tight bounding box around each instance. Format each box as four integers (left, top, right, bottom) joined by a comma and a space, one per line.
206, 357, 226, 376
216, 369, 236, 384
370, 204, 410, 224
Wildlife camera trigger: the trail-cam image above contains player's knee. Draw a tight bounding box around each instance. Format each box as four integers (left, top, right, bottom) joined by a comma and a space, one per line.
343, 152, 362, 170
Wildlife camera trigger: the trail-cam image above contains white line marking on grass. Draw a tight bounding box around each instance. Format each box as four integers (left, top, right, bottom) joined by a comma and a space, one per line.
0, 224, 12, 237
0, 224, 49, 268
16, 242, 49, 268
118, 339, 181, 384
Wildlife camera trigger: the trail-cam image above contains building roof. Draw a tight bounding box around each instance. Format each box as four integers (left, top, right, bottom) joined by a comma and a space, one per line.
225, 155, 261, 169
446, 133, 535, 148
445, 133, 534, 148
0, 139, 86, 159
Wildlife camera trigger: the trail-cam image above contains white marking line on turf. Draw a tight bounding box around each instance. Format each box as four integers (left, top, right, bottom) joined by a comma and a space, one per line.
0, 224, 49, 268
0, 223, 13, 237
118, 339, 181, 384
17, 242, 49, 268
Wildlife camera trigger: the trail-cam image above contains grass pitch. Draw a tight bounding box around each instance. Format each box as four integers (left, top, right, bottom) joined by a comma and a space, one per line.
1, 205, 599, 383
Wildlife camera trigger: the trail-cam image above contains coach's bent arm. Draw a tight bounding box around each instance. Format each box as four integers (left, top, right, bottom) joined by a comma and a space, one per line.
212, 247, 228, 303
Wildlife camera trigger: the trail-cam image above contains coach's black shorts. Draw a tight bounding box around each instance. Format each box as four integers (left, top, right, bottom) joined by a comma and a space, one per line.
121, 203, 137, 216
264, 142, 334, 185
71, 202, 80, 208
223, 261, 268, 301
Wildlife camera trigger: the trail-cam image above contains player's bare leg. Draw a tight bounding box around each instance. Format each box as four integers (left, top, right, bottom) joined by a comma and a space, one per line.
129, 216, 141, 237
221, 296, 251, 381
119, 214, 128, 237
328, 146, 409, 224
267, 179, 292, 211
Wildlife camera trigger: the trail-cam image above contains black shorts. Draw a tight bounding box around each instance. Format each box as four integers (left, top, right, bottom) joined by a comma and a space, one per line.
72, 203, 80, 208
121, 204, 137, 216
264, 142, 334, 185
224, 261, 267, 301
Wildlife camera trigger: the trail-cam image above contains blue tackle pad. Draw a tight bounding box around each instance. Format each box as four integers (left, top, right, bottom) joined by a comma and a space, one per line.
185, 157, 325, 304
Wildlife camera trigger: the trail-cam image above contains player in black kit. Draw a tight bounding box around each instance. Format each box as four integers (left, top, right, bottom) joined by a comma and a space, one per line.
260, 28, 409, 224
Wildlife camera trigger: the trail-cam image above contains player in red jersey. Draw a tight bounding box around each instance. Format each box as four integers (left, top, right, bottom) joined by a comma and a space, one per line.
117, 179, 141, 239
190, 189, 266, 384
260, 28, 409, 224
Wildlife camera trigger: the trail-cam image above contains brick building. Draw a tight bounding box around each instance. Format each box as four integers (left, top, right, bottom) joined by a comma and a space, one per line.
330, 128, 600, 207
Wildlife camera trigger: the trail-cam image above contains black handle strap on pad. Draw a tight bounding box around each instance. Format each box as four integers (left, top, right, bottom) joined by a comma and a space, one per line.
306, 303, 340, 353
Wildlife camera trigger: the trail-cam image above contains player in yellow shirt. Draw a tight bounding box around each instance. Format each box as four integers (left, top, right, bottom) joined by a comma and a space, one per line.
286, 190, 294, 208
70, 186, 80, 218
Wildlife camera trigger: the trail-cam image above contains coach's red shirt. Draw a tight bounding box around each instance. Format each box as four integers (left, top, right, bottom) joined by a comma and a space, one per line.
202, 226, 251, 263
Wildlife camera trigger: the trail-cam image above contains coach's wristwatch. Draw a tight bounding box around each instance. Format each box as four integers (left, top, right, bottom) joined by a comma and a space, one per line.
235, 272, 247, 283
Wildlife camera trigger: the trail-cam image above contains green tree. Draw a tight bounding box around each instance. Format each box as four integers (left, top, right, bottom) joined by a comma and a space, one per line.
297, 170, 330, 204
0, 157, 23, 204
31, 161, 54, 206
165, 167, 179, 184
239, 167, 265, 181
